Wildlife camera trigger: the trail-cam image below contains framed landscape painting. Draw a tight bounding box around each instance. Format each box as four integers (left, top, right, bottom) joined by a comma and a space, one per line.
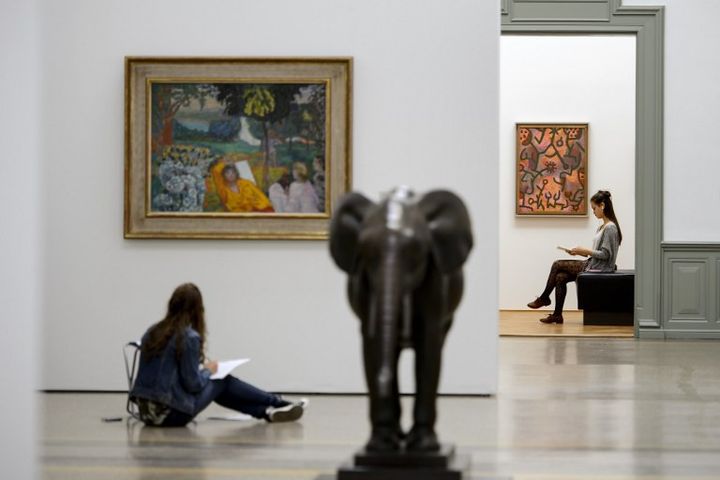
125, 57, 352, 239
516, 123, 588, 216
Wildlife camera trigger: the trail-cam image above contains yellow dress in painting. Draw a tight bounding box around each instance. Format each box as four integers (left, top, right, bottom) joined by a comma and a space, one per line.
210, 161, 274, 213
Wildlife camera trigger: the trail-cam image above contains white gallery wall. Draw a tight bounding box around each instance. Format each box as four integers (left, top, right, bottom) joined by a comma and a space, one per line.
625, 0, 720, 241
0, 1, 40, 477
499, 36, 636, 310
38, 0, 499, 393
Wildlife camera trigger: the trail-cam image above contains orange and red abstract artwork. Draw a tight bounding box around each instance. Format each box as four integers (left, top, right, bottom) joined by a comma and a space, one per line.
516, 123, 588, 216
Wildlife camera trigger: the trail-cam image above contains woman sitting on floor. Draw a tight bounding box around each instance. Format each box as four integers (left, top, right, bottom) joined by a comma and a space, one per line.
131, 283, 305, 426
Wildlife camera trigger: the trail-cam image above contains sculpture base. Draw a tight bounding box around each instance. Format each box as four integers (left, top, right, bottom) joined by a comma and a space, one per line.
354, 444, 456, 468
333, 444, 469, 480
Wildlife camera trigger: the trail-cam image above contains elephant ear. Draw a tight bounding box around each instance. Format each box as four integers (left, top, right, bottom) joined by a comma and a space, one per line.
329, 192, 375, 273
418, 190, 474, 273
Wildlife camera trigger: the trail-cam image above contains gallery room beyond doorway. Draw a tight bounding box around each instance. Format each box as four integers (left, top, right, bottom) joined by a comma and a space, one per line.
498, 34, 636, 338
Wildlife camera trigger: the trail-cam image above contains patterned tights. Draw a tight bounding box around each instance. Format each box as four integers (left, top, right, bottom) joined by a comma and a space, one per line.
540, 260, 586, 315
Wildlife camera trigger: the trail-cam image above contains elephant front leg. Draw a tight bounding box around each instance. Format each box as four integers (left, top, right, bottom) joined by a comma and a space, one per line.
362, 337, 402, 452
406, 318, 445, 452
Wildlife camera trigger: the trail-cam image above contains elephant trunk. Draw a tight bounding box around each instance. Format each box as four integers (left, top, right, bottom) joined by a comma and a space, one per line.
374, 253, 403, 399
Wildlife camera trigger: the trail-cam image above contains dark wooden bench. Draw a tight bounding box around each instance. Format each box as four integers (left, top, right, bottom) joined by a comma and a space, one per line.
576, 270, 635, 326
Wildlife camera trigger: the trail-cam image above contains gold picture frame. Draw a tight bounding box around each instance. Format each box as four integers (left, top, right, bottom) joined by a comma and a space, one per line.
125, 57, 352, 239
515, 123, 589, 217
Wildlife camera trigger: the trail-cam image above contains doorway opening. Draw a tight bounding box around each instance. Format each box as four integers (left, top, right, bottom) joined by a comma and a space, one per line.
499, 34, 636, 337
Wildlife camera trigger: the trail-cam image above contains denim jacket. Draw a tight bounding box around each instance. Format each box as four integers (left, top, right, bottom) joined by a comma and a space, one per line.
130, 326, 211, 415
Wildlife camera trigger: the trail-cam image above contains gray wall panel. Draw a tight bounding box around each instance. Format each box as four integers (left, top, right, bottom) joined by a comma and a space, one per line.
662, 243, 720, 336
669, 261, 707, 321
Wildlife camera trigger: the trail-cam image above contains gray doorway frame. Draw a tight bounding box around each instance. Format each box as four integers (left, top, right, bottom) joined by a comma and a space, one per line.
502, 0, 664, 336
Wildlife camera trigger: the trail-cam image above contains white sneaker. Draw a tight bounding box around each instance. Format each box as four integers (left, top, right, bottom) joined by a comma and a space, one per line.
266, 398, 307, 423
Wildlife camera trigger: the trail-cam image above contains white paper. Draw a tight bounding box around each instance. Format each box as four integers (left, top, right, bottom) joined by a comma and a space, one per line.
206, 413, 254, 421
210, 358, 250, 380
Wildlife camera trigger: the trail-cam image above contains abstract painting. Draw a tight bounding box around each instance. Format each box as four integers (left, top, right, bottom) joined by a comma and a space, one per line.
516, 123, 588, 216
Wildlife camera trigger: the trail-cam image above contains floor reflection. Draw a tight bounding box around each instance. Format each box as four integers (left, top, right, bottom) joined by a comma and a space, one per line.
129, 423, 206, 480
211, 419, 305, 445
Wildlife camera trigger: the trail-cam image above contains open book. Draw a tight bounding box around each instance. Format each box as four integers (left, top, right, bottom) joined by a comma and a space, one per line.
209, 358, 250, 380
234, 161, 257, 184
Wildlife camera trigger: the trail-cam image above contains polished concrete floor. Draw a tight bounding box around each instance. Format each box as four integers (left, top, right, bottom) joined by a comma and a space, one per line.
41, 338, 720, 479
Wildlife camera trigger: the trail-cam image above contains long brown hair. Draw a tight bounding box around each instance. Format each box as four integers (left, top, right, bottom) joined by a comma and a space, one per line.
142, 283, 207, 361
590, 190, 622, 245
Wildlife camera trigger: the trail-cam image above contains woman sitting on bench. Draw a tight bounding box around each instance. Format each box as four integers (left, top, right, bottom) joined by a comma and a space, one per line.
527, 190, 623, 324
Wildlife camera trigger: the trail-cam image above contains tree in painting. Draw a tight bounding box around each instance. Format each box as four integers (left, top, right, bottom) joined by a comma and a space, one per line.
151, 84, 216, 155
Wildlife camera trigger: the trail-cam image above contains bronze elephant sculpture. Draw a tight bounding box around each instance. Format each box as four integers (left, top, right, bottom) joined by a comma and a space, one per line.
330, 187, 473, 453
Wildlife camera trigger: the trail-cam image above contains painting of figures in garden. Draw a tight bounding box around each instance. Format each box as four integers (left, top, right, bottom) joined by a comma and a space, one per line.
516, 124, 588, 216
150, 82, 327, 215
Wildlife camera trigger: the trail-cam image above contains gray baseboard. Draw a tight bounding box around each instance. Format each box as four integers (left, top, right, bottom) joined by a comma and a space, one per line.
637, 329, 665, 340
639, 330, 720, 340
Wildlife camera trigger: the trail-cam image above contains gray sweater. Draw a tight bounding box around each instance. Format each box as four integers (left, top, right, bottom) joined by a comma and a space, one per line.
585, 222, 620, 272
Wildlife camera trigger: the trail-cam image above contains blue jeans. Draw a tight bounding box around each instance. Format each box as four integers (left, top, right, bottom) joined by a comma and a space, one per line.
161, 375, 285, 426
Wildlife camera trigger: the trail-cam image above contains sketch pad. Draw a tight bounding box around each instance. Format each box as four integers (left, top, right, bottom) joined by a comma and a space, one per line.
210, 358, 250, 380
